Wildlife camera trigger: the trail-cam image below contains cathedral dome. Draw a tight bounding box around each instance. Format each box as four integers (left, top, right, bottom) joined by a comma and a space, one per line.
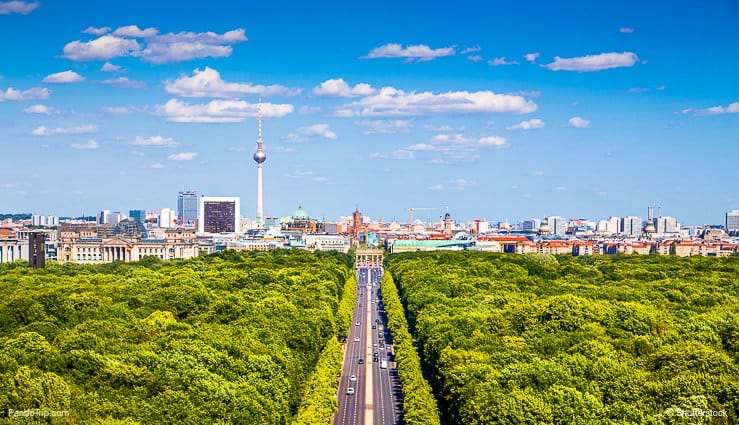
292, 203, 309, 221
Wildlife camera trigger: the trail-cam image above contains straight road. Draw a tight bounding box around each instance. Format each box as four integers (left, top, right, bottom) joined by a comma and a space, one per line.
336, 266, 401, 425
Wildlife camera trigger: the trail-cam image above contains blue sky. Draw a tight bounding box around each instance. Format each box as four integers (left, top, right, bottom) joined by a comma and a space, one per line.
1, 0, 737, 225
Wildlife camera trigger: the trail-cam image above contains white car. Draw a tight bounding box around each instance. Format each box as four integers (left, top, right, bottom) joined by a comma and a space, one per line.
355, 322, 360, 326
354, 336, 360, 342
347, 387, 355, 395
350, 375, 357, 382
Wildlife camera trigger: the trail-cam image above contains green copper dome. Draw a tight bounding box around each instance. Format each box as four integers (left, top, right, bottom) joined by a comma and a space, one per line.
292, 203, 309, 221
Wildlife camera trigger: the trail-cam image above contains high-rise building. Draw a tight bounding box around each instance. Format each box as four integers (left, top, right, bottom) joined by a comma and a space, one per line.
621, 216, 642, 236
177, 190, 198, 228
607, 216, 621, 234
547, 216, 567, 236
655, 216, 680, 234
129, 210, 146, 224
32, 214, 59, 227
727, 210, 739, 230
522, 219, 541, 232
98, 209, 110, 224
198, 197, 240, 234
159, 208, 177, 228
253, 99, 266, 227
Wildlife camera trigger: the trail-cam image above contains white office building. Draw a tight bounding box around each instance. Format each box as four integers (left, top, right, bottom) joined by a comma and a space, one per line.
547, 216, 568, 236
32, 214, 59, 227
159, 208, 177, 228
621, 216, 642, 237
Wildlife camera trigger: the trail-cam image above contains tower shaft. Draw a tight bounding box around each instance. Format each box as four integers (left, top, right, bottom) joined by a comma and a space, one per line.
256, 164, 263, 226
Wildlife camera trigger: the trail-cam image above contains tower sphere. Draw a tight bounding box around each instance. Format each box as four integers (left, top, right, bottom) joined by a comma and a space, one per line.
253, 150, 266, 164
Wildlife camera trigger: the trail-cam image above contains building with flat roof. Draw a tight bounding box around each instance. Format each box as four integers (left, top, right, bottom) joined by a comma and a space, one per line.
198, 197, 240, 234
178, 190, 198, 228
727, 210, 739, 231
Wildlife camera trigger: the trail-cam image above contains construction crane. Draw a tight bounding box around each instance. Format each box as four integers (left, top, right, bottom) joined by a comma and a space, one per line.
407, 207, 436, 234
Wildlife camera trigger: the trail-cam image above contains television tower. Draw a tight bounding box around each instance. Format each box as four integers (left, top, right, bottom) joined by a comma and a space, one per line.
253, 98, 266, 227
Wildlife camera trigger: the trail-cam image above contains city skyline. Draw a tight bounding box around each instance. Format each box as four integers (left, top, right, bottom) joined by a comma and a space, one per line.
1, 1, 737, 224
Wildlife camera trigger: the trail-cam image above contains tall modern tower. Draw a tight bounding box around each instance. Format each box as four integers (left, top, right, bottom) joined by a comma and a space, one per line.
177, 190, 198, 228
253, 99, 266, 227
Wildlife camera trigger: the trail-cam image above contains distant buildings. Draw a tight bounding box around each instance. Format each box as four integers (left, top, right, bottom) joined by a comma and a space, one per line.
522, 219, 541, 233
32, 214, 59, 227
177, 190, 198, 228
98, 210, 123, 225
727, 210, 739, 231
129, 210, 146, 224
198, 197, 240, 234
621, 216, 642, 237
547, 216, 567, 236
159, 208, 177, 228
57, 222, 198, 264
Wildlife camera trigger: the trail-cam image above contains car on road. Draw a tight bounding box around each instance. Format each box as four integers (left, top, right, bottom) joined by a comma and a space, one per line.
372, 325, 376, 329
350, 374, 357, 382
355, 322, 360, 326
358, 358, 364, 364
347, 387, 355, 395
354, 336, 360, 342
380, 359, 387, 369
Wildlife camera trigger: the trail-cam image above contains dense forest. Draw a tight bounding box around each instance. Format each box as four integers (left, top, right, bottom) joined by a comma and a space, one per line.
0, 249, 353, 424
386, 252, 739, 425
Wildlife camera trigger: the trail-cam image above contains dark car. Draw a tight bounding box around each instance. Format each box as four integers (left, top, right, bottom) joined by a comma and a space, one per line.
358, 358, 364, 364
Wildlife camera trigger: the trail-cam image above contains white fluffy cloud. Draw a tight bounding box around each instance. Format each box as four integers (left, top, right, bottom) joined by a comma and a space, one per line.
681, 101, 739, 116
285, 124, 337, 142
32, 125, 98, 136
102, 77, 146, 88
63, 27, 246, 64
63, 35, 140, 61
524, 52, 540, 63
42, 70, 84, 83
298, 124, 337, 139
544, 52, 639, 71
358, 119, 412, 135
83, 26, 110, 35
478, 136, 509, 147
0, 1, 38, 14
165, 67, 300, 98
168, 152, 197, 161
620, 27, 635, 34
139, 28, 246, 64
70, 139, 99, 150
112, 25, 158, 38
23, 104, 58, 114
151, 163, 165, 169
157, 98, 293, 123
406, 133, 507, 164
568, 116, 590, 128
507, 118, 545, 130
363, 43, 455, 61
313, 78, 376, 97
0, 86, 50, 101
488, 57, 518, 66
335, 87, 536, 117
461, 46, 481, 55
100, 62, 122, 72
132, 136, 179, 147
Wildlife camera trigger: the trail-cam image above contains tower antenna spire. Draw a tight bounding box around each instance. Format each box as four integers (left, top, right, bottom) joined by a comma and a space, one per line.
257, 96, 263, 149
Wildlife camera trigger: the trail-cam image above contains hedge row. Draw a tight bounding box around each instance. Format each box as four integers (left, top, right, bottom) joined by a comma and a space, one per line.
380, 271, 441, 425
294, 274, 357, 425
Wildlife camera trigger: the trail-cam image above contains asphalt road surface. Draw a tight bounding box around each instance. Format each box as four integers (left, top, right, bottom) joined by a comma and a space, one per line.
336, 267, 401, 425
